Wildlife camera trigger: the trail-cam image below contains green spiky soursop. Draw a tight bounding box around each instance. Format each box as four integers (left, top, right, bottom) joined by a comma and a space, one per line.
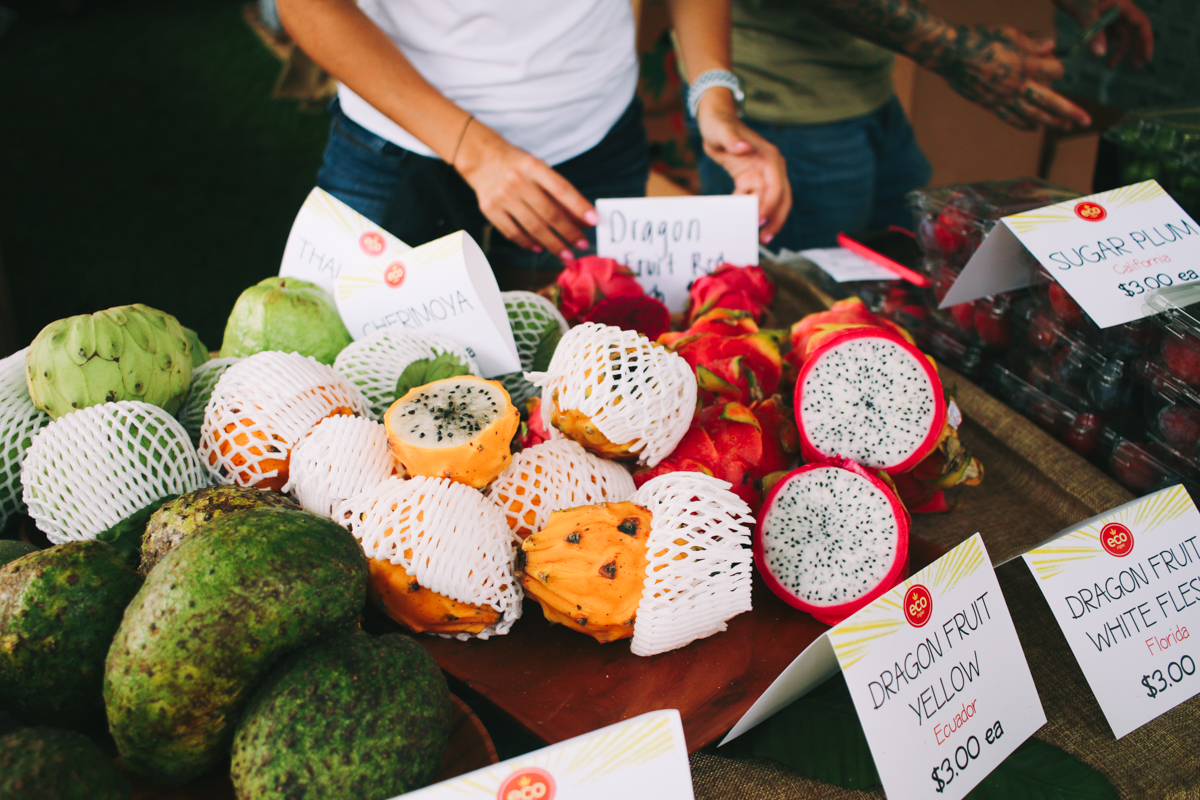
0, 541, 142, 732
231, 629, 451, 800
139, 484, 300, 576
220, 277, 352, 365
24, 304, 197, 420
0, 727, 133, 800
105, 507, 368, 785
496, 291, 568, 407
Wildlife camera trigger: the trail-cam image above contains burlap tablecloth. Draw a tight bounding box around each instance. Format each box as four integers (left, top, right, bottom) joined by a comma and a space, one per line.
689, 267, 1200, 799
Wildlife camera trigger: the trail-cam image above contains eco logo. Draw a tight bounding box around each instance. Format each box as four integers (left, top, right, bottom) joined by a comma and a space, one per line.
1100, 522, 1134, 557
904, 584, 933, 627
384, 261, 407, 288
497, 767, 555, 800
359, 231, 386, 255
1074, 201, 1107, 222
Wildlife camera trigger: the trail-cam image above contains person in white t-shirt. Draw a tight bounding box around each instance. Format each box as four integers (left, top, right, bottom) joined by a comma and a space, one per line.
276, 0, 790, 268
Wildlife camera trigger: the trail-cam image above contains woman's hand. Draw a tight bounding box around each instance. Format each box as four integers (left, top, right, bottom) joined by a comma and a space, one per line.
452, 117, 597, 261
695, 88, 792, 244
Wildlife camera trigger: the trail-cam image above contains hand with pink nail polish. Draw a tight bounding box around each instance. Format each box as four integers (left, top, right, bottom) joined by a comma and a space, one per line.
454, 118, 598, 259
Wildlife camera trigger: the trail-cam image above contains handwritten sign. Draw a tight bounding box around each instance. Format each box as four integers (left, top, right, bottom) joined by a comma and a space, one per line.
395, 710, 694, 800
1021, 485, 1200, 738
725, 535, 1044, 800
596, 195, 759, 312
333, 230, 520, 378
279, 187, 413, 298
941, 181, 1200, 328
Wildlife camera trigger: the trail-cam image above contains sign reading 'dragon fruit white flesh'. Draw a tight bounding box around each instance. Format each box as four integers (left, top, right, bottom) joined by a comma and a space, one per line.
1020, 485, 1200, 739
941, 180, 1200, 329
279, 187, 414, 298
334, 230, 520, 378
596, 195, 759, 312
724, 535, 1045, 800
395, 710, 694, 800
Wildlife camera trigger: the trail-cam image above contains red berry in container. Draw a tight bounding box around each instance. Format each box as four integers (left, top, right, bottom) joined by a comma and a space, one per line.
949, 301, 976, 336
1157, 404, 1200, 452
1162, 333, 1200, 387
1048, 282, 1086, 329
1026, 310, 1060, 352
1063, 412, 1104, 460
974, 298, 1013, 349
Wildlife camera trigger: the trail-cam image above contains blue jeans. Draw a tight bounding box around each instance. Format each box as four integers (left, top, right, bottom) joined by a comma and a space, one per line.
688, 96, 931, 251
318, 97, 650, 271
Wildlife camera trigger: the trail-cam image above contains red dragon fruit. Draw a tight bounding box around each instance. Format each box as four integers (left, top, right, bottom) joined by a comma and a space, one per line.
755, 457, 910, 625
633, 396, 798, 513
663, 309, 783, 406
685, 264, 775, 325
582, 293, 670, 341
788, 297, 913, 371
794, 327, 946, 474
547, 256, 646, 324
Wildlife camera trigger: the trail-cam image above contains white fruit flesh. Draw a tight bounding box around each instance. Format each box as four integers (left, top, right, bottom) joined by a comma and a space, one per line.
760, 465, 899, 607
390, 381, 508, 448
798, 336, 938, 469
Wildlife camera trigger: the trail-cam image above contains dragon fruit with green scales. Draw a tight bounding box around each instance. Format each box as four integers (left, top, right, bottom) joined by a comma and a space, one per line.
754, 457, 910, 625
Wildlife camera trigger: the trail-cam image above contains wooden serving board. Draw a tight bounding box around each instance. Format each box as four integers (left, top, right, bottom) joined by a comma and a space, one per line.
125, 694, 497, 799
373, 538, 944, 754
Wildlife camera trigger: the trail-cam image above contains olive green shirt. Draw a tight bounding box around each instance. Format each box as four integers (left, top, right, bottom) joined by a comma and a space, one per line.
731, 0, 896, 125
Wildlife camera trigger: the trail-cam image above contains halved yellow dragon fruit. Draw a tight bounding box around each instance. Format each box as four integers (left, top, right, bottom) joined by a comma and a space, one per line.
525, 323, 696, 467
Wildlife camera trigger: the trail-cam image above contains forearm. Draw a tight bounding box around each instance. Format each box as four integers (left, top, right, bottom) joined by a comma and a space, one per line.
275, 0, 470, 162
796, 0, 955, 70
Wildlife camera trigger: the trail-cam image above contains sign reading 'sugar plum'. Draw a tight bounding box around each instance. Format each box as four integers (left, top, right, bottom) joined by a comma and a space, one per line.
596, 195, 759, 312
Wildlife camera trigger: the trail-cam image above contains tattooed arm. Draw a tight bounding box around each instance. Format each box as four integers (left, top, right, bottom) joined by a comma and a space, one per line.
1053, 0, 1154, 67
798, 0, 1091, 131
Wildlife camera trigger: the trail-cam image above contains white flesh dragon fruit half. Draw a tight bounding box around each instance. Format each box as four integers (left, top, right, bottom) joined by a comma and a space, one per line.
754, 458, 909, 626
793, 327, 945, 473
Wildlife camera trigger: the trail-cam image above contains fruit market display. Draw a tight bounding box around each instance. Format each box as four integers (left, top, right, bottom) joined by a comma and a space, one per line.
219, 276, 353, 365
0, 256, 995, 795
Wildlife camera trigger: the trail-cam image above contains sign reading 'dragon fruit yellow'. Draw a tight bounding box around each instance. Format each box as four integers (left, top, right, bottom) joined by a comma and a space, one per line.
394, 710, 694, 800
333, 229, 520, 378
724, 535, 1045, 800
941, 180, 1200, 328
1021, 485, 1200, 738
280, 187, 414, 298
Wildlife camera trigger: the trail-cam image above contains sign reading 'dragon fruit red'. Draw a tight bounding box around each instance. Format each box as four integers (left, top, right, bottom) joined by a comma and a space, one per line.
1022, 485, 1200, 738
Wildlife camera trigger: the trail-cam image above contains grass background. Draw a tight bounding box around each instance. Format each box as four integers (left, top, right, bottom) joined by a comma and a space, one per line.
0, 0, 331, 351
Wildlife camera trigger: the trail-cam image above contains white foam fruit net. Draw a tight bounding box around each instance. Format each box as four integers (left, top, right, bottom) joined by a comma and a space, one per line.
0, 349, 49, 529
628, 472, 754, 657
21, 401, 209, 544
198, 351, 369, 489
526, 323, 696, 468
496, 291, 569, 407
282, 415, 397, 519
333, 329, 481, 421
335, 475, 522, 639
176, 357, 239, 445
487, 439, 635, 538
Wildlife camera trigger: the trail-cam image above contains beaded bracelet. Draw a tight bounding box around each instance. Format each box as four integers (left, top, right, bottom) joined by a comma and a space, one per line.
687, 69, 745, 118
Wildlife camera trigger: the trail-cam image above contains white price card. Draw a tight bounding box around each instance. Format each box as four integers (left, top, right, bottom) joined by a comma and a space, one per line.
595, 195, 759, 312
395, 709, 694, 800
941, 180, 1200, 328
1021, 485, 1200, 738
279, 187, 413, 298
795, 246, 901, 283
333, 230, 520, 378
724, 535, 1045, 800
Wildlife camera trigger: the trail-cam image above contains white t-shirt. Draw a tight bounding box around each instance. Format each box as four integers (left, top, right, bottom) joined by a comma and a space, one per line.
337, 0, 639, 167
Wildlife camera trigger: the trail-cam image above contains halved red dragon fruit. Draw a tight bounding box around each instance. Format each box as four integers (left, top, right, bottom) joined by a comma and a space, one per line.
754, 458, 910, 625
794, 327, 946, 474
